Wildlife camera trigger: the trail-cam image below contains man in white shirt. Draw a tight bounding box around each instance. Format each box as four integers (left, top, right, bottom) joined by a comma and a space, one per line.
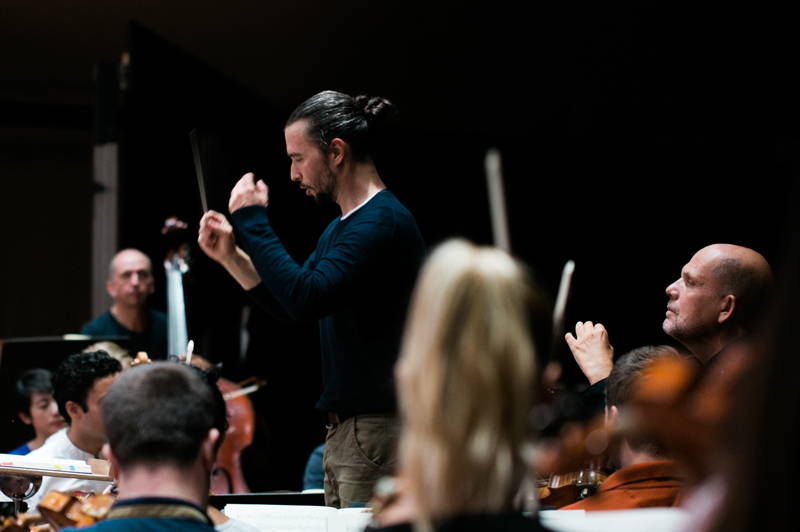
24, 351, 121, 507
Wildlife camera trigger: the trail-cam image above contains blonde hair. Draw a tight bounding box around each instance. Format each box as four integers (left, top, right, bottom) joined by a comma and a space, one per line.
396, 239, 537, 525
83, 341, 132, 369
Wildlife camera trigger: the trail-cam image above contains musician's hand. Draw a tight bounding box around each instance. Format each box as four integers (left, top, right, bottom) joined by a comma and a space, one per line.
229, 172, 268, 213
199, 210, 262, 290
565, 321, 614, 385
198, 210, 237, 265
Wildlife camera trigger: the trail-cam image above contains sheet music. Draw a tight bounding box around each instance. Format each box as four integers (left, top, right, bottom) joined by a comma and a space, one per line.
222, 504, 371, 532
540, 507, 689, 532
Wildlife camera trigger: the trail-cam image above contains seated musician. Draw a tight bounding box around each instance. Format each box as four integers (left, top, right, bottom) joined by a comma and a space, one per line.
561, 345, 688, 511
7, 368, 65, 455
566, 244, 773, 394
368, 239, 550, 531
60, 362, 221, 532
24, 351, 121, 507
80, 249, 167, 359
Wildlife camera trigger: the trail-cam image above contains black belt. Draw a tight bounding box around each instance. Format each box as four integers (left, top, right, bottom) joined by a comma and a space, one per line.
325, 412, 351, 428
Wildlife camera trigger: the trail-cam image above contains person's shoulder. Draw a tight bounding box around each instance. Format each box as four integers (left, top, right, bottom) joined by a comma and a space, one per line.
367, 190, 413, 216
148, 309, 167, 325
350, 191, 419, 232
26, 428, 66, 458
61, 519, 215, 532
80, 312, 115, 334
7, 442, 30, 455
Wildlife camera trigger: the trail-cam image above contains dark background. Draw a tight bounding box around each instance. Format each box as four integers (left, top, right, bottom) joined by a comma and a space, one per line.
1, 2, 798, 491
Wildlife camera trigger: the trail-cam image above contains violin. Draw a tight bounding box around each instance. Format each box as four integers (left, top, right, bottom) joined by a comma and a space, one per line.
482, 150, 608, 507
531, 262, 612, 507
13, 490, 116, 531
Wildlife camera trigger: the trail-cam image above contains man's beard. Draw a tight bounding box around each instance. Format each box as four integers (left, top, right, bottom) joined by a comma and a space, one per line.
313, 165, 337, 206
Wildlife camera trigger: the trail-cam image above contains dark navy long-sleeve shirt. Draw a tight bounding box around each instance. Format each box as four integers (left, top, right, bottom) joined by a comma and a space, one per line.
231, 190, 425, 418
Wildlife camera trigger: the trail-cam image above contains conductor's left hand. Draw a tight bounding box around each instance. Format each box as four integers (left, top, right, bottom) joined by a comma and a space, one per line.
229, 172, 269, 213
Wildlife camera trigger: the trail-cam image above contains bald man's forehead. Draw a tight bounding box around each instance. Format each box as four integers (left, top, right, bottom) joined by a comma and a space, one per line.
698, 243, 764, 263
110, 250, 152, 277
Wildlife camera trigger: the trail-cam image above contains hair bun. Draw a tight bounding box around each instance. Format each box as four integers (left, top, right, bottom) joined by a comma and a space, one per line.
355, 94, 397, 122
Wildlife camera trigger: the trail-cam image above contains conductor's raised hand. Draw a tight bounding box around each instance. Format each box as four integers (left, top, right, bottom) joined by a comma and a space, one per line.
198, 210, 236, 265
565, 321, 614, 385
228, 172, 268, 213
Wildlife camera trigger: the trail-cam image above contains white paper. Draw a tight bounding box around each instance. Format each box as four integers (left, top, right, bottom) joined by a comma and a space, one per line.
222, 504, 372, 532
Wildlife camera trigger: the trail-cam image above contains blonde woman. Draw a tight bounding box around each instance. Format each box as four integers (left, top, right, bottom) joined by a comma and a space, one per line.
369, 239, 550, 532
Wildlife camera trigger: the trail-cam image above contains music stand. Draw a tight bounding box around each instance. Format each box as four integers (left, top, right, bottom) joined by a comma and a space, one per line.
208, 491, 326, 509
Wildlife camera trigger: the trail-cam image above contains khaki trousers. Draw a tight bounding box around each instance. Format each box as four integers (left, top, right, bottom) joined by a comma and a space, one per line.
322, 414, 399, 508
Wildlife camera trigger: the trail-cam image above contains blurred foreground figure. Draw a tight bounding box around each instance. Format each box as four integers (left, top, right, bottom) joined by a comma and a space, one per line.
562, 345, 687, 511
369, 239, 550, 532
62, 362, 221, 532
698, 225, 800, 532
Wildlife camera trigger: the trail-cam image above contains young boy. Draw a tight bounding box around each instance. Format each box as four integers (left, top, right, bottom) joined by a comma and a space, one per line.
8, 368, 65, 455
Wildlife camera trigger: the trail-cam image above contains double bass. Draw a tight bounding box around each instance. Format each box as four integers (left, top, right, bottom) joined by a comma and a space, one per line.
161, 217, 263, 494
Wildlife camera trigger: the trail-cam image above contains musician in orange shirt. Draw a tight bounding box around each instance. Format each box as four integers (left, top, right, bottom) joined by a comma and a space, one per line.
561, 345, 688, 511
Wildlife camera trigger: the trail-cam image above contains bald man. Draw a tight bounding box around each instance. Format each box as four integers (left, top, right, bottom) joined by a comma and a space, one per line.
567, 244, 773, 385
80, 249, 168, 359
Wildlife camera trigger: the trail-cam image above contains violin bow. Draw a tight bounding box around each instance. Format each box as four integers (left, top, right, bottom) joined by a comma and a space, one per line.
550, 259, 576, 364
484, 148, 511, 252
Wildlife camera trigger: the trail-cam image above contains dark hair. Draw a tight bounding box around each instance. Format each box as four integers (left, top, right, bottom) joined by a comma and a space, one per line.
286, 90, 397, 162
712, 257, 773, 331
606, 345, 683, 407
53, 351, 122, 424
606, 345, 684, 456
102, 362, 219, 469
187, 362, 228, 450
15, 368, 55, 415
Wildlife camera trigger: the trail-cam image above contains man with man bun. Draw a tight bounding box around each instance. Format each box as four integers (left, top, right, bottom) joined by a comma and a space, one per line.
198, 90, 425, 508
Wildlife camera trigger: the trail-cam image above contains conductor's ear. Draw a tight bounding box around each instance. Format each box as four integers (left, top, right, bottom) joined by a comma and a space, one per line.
328, 138, 347, 167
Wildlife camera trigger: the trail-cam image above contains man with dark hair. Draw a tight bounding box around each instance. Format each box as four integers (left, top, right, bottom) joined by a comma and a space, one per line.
81, 248, 167, 359
566, 244, 773, 385
24, 351, 122, 506
198, 90, 425, 507
8, 368, 65, 455
61, 362, 219, 532
562, 345, 688, 510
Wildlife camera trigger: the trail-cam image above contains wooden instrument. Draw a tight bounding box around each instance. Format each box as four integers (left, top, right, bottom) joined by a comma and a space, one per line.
482, 149, 607, 507
212, 377, 255, 494
36, 491, 114, 530
0, 491, 113, 531
161, 217, 263, 494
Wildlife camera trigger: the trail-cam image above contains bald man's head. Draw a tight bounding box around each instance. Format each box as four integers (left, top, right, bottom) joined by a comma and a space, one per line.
705, 244, 773, 330
106, 249, 155, 308
664, 244, 772, 348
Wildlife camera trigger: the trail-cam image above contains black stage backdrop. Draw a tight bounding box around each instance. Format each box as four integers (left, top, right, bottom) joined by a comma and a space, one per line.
2, 3, 798, 491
